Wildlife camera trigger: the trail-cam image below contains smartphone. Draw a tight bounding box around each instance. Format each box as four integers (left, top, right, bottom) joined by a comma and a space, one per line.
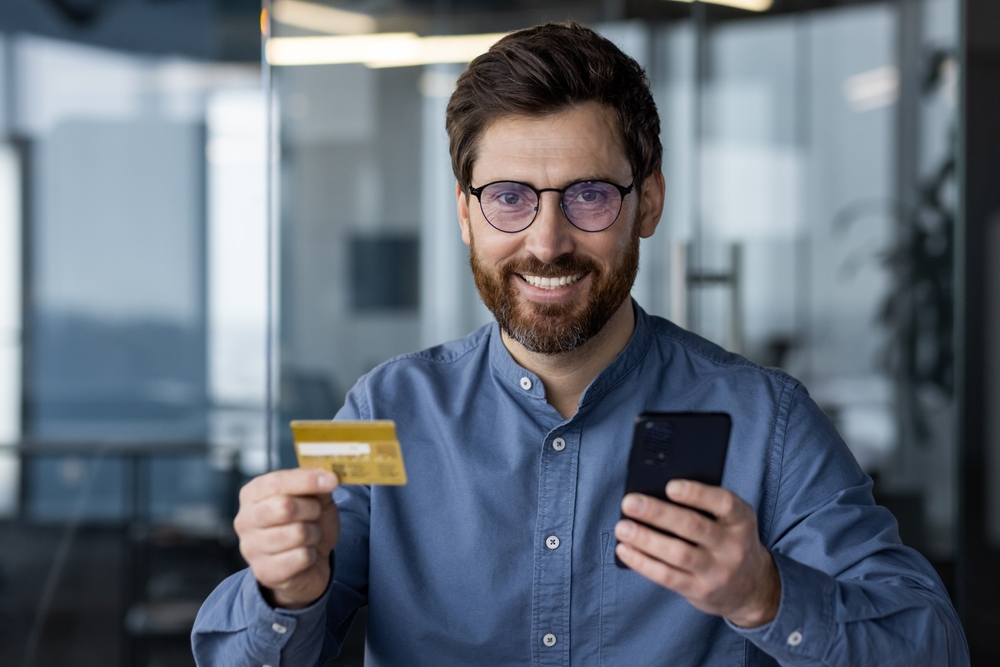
615, 412, 732, 569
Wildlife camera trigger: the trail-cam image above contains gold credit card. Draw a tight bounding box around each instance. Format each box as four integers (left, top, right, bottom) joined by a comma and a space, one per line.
290, 420, 407, 486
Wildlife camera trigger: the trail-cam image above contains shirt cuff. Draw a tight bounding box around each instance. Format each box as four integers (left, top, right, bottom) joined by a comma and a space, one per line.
726, 550, 836, 664
240, 553, 335, 665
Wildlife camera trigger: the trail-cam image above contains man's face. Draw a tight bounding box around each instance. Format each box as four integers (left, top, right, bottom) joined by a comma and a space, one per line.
457, 102, 662, 354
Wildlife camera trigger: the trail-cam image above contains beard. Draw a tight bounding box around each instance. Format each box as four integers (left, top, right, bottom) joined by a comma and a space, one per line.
469, 221, 640, 355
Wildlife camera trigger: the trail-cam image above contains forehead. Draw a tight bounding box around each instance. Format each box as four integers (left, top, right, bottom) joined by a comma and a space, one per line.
471, 102, 631, 186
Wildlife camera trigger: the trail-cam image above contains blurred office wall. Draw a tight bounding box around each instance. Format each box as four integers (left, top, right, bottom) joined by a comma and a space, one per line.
0, 28, 262, 665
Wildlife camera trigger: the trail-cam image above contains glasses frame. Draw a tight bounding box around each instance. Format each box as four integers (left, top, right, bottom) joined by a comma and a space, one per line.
468, 179, 635, 233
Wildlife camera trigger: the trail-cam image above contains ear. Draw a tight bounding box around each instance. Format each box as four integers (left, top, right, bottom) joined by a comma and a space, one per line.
637, 171, 665, 239
457, 181, 472, 246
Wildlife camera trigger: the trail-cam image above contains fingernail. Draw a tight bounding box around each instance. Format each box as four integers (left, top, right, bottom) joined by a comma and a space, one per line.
616, 520, 636, 539
667, 480, 688, 497
623, 494, 646, 514
318, 473, 337, 490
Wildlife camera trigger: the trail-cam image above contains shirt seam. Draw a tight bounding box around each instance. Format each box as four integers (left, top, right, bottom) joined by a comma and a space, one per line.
358, 382, 373, 420
599, 531, 610, 667
652, 325, 795, 384
761, 380, 799, 547
373, 325, 489, 370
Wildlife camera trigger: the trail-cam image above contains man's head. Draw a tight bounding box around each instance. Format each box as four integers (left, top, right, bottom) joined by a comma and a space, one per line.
447, 22, 665, 354
447, 22, 662, 194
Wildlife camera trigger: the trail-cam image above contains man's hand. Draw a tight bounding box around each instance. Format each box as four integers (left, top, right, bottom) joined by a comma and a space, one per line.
233, 469, 340, 610
614, 480, 780, 628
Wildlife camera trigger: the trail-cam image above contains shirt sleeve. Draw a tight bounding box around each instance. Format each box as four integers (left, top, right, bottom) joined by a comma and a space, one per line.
729, 384, 969, 666
191, 382, 373, 667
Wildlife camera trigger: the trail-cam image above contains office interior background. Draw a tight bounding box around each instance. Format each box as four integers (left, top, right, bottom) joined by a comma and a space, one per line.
0, 0, 998, 664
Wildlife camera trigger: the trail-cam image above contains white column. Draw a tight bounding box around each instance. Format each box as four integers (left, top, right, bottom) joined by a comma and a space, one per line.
0, 143, 21, 517
420, 64, 472, 348
206, 89, 269, 475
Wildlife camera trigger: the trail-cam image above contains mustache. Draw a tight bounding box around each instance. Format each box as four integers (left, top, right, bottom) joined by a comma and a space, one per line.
500, 254, 600, 278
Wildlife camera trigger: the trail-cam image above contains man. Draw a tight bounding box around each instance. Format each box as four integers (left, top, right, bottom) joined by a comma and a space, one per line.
193, 22, 968, 666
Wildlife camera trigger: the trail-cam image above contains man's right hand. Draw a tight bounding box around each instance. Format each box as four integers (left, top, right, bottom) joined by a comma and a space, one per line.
233, 469, 340, 609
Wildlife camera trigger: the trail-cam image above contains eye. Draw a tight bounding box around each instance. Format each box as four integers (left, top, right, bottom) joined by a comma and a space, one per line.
498, 192, 521, 206
570, 187, 608, 205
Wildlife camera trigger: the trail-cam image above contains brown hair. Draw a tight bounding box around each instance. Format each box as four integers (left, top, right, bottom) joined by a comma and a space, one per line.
446, 21, 662, 192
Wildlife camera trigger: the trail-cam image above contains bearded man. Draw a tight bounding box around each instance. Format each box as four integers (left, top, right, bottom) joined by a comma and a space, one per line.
192, 22, 968, 667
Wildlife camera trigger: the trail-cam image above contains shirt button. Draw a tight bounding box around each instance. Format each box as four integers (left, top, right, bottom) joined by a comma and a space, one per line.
552, 437, 566, 451
272, 622, 288, 634
545, 535, 560, 549
520, 377, 532, 391
542, 633, 557, 647
787, 630, 803, 646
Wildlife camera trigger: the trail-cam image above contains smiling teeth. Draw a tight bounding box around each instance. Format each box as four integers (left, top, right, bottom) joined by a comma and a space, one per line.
521, 273, 583, 290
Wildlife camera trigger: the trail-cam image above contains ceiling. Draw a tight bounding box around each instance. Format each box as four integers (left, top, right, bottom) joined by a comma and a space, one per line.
0, 0, 890, 61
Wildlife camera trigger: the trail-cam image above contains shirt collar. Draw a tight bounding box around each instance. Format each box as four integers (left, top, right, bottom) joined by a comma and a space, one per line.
487, 299, 655, 409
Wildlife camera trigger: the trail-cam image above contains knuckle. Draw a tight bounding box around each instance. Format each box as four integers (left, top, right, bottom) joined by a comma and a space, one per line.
277, 497, 296, 522
294, 547, 314, 569
301, 498, 319, 518
263, 473, 281, 496
654, 565, 674, 588
672, 545, 692, 568
692, 581, 711, 600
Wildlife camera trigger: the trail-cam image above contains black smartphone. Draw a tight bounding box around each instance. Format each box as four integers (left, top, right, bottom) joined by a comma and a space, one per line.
615, 412, 732, 569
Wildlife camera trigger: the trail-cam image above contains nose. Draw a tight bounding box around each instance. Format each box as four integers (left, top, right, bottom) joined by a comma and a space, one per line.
522, 192, 576, 264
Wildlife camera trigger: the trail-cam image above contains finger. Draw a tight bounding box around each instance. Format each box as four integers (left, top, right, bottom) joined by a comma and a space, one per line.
250, 547, 318, 589
614, 519, 708, 574
666, 481, 745, 523
615, 543, 693, 594
247, 495, 324, 529
243, 522, 322, 557
620, 493, 716, 546
240, 469, 338, 505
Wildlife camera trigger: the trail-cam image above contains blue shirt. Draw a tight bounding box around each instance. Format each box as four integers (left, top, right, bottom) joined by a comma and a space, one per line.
192, 305, 968, 666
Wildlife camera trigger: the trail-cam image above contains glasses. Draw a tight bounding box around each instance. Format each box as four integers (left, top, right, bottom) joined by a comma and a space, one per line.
468, 179, 634, 233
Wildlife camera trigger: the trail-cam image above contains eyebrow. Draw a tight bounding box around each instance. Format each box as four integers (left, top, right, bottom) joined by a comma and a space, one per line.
474, 174, 631, 189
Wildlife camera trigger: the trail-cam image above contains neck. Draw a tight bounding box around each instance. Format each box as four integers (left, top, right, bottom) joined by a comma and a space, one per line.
501, 299, 636, 420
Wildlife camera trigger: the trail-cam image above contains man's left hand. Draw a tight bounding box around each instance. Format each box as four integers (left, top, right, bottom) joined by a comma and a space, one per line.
614, 480, 780, 628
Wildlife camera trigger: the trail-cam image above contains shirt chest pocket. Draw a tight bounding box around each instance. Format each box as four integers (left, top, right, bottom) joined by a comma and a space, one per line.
598, 531, 745, 667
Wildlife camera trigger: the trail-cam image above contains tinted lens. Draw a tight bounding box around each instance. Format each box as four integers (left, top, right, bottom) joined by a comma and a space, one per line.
479, 182, 538, 232
562, 181, 623, 231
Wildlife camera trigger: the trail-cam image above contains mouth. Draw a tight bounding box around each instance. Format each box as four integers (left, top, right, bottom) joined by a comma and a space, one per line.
518, 273, 585, 290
